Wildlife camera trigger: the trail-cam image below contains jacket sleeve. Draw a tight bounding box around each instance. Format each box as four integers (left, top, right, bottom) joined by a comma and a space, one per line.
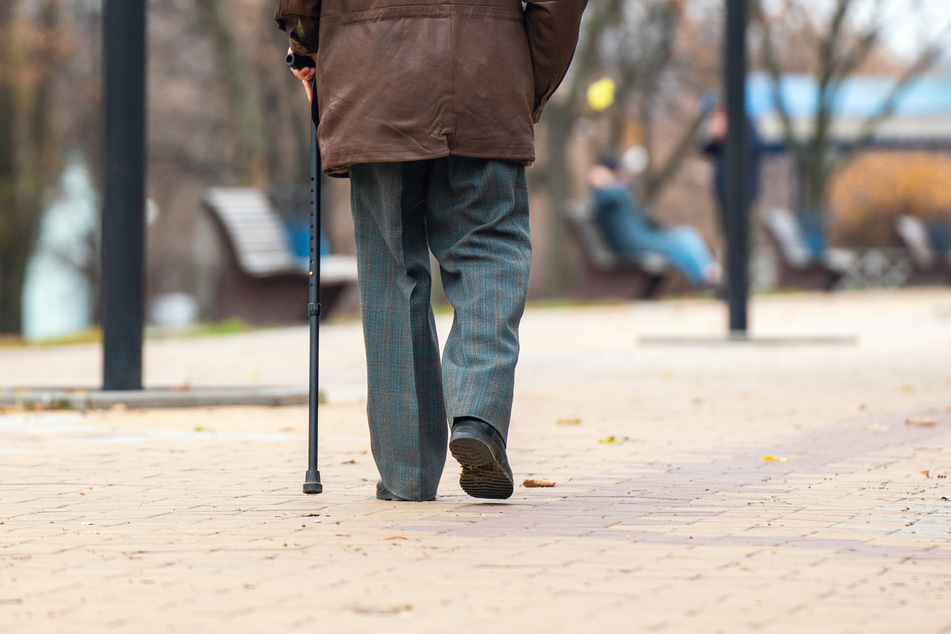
274, 1, 321, 56
523, 0, 588, 123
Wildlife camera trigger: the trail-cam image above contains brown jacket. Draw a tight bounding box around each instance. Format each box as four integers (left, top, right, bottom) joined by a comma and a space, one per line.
275, 0, 587, 176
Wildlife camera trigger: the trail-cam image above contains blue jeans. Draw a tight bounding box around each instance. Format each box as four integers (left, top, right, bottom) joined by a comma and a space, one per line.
644, 226, 715, 287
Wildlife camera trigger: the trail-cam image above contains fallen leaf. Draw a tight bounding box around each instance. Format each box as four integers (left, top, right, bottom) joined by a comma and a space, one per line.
599, 436, 617, 444
522, 479, 556, 488
921, 470, 931, 478
906, 418, 937, 427
557, 418, 581, 426
384, 536, 408, 541
340, 459, 357, 465
762, 456, 789, 462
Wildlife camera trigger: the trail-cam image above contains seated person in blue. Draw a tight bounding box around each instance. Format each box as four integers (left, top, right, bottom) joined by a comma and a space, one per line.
589, 157, 721, 289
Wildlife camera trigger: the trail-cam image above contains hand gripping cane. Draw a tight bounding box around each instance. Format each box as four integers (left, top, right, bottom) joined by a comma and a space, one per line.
287, 52, 323, 494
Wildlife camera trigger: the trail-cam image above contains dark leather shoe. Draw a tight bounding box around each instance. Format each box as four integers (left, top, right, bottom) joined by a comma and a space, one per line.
449, 419, 514, 500
376, 480, 403, 501
376, 480, 435, 502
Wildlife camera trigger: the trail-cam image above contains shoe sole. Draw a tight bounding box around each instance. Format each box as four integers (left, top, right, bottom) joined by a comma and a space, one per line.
449, 436, 514, 500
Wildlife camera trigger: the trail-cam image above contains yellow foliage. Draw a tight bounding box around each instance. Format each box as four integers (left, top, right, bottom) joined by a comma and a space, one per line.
830, 152, 951, 246
587, 77, 616, 112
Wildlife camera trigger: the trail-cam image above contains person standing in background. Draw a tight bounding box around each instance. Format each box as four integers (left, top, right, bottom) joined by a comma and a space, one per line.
702, 102, 764, 241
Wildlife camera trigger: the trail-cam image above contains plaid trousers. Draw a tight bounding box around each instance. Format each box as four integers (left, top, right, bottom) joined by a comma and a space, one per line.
349, 157, 531, 501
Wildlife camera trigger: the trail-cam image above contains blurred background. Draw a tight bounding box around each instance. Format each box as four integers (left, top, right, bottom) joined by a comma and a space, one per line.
2, 0, 951, 341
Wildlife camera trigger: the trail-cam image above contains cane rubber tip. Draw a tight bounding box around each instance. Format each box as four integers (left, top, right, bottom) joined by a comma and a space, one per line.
303, 470, 323, 494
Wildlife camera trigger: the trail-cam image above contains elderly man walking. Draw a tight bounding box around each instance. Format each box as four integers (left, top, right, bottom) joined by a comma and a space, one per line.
275, 0, 587, 501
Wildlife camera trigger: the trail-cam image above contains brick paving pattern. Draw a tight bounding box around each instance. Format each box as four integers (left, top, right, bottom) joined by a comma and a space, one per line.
1, 289, 950, 632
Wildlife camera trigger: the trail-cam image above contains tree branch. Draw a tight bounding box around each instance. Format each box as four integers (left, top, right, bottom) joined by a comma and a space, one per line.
779, 0, 821, 49
839, 38, 947, 166
642, 107, 709, 204
752, 0, 808, 167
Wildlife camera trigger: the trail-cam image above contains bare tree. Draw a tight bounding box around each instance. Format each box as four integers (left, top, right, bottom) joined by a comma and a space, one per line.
600, 0, 720, 204
539, 0, 719, 289
548, 0, 717, 204
0, 0, 64, 334
751, 0, 949, 218
198, 0, 269, 186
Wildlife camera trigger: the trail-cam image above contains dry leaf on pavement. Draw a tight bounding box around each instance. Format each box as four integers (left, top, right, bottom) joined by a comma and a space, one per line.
522, 479, 556, 488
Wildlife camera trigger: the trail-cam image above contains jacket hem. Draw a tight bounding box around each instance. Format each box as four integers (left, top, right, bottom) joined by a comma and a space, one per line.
323, 146, 536, 177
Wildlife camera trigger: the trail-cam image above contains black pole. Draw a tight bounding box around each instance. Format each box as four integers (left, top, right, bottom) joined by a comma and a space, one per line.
101, 0, 147, 390
724, 0, 750, 334
304, 78, 323, 495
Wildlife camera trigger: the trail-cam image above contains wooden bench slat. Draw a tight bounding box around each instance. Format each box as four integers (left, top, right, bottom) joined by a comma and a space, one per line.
764, 208, 854, 290
563, 203, 669, 299
203, 186, 358, 281
201, 186, 360, 323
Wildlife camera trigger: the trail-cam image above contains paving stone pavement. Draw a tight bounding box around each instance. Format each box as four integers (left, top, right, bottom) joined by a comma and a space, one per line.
1, 289, 950, 633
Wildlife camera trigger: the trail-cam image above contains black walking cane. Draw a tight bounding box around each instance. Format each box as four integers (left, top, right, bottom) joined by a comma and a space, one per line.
287, 52, 323, 494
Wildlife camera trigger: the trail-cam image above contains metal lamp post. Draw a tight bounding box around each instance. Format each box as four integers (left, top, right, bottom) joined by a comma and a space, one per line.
101, 0, 147, 390
724, 0, 750, 335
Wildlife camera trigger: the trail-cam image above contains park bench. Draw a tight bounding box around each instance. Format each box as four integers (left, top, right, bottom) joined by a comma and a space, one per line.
562, 203, 669, 299
764, 207, 854, 291
202, 187, 358, 324
896, 215, 951, 285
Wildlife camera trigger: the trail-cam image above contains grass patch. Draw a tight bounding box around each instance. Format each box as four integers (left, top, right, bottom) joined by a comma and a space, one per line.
2, 318, 259, 349
0, 329, 102, 348
181, 317, 252, 337
146, 317, 254, 339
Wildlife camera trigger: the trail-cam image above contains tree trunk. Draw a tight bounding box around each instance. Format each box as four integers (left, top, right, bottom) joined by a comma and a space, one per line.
541, 102, 576, 296
0, 0, 61, 334
0, 253, 27, 334
199, 0, 269, 186
0, 3, 22, 333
